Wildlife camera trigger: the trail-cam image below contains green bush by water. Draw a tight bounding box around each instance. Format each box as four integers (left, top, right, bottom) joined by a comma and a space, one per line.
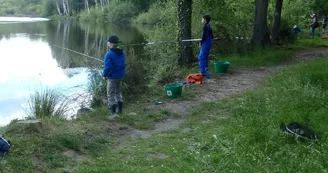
79, 0, 138, 23
28, 88, 69, 119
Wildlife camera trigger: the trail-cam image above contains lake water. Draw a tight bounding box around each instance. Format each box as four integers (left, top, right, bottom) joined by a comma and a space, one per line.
0, 17, 146, 126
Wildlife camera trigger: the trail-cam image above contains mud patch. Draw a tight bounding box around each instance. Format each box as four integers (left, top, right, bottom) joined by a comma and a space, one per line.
129, 119, 185, 139
152, 119, 185, 133
147, 153, 169, 160
181, 128, 193, 134
62, 150, 88, 163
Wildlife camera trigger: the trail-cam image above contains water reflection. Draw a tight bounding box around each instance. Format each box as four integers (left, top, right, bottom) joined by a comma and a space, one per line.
0, 18, 146, 126
0, 36, 90, 126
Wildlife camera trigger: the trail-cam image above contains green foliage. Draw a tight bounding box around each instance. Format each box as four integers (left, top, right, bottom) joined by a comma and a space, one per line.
133, 0, 177, 24
121, 48, 148, 94
282, 0, 315, 27
28, 88, 69, 119
79, 0, 138, 23
105, 0, 138, 23
87, 69, 106, 108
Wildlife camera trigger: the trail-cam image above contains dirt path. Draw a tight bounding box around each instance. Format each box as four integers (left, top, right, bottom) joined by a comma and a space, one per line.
146, 48, 328, 116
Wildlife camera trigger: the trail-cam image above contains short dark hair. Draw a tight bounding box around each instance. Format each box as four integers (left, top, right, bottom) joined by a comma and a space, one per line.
202, 15, 211, 23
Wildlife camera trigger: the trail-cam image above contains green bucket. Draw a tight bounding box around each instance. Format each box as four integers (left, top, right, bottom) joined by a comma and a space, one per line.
164, 83, 183, 98
214, 61, 230, 73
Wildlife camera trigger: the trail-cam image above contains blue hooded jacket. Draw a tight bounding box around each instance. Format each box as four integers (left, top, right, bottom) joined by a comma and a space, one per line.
0, 137, 11, 157
102, 48, 125, 79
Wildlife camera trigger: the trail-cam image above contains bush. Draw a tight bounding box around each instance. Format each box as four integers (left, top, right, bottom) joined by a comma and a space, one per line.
121, 48, 148, 94
105, 0, 138, 23
28, 88, 69, 119
80, 0, 138, 23
133, 0, 177, 24
88, 69, 107, 107
133, 9, 160, 24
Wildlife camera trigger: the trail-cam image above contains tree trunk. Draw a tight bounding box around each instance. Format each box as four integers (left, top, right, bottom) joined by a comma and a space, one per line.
94, 0, 98, 8
62, 0, 67, 15
85, 0, 90, 13
84, 26, 90, 64
99, 0, 103, 10
66, 0, 70, 15
55, 1, 62, 15
177, 0, 194, 67
251, 0, 270, 47
271, 0, 283, 43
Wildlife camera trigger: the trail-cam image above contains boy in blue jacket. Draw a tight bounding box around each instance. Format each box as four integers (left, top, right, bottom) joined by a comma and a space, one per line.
199, 15, 214, 79
102, 35, 125, 115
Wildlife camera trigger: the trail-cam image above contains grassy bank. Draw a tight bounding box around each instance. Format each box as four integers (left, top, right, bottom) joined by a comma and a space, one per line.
75, 57, 328, 172
1, 42, 328, 172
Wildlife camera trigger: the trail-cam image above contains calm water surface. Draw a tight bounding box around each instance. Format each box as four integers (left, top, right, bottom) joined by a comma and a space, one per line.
0, 17, 146, 126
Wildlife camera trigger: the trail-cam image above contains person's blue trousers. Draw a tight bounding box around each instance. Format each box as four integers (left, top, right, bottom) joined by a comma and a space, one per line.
198, 39, 212, 77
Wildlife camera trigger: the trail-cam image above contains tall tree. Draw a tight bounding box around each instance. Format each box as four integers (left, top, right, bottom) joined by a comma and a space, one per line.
271, 0, 283, 43
177, 0, 194, 66
251, 0, 270, 46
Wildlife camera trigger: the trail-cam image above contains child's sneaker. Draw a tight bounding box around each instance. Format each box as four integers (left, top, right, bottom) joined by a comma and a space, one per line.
108, 113, 120, 120
205, 71, 211, 79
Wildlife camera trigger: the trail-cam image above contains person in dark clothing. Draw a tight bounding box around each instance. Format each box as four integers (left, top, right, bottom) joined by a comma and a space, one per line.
199, 15, 214, 79
293, 25, 301, 34
0, 137, 11, 157
310, 13, 319, 38
322, 15, 327, 35
102, 35, 125, 118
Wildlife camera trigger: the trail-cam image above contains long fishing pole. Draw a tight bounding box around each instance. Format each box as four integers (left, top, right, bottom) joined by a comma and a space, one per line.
53, 38, 221, 63
127, 38, 221, 46
53, 45, 104, 63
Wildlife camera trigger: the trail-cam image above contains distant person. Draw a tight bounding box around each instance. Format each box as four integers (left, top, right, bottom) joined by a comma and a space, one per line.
199, 15, 214, 79
322, 15, 327, 35
102, 35, 125, 118
293, 25, 301, 34
310, 13, 319, 38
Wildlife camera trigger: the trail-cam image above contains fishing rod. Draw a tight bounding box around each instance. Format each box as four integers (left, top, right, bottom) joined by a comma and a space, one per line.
53, 38, 221, 63
53, 45, 104, 63
126, 38, 221, 46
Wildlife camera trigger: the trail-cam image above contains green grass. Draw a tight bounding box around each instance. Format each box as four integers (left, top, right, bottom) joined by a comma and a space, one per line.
211, 38, 328, 68
73, 58, 328, 172
296, 37, 328, 47
0, 117, 112, 172
211, 47, 295, 67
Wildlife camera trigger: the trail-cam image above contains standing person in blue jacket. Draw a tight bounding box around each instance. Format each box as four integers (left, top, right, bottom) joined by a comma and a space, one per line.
199, 15, 214, 79
102, 35, 125, 117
